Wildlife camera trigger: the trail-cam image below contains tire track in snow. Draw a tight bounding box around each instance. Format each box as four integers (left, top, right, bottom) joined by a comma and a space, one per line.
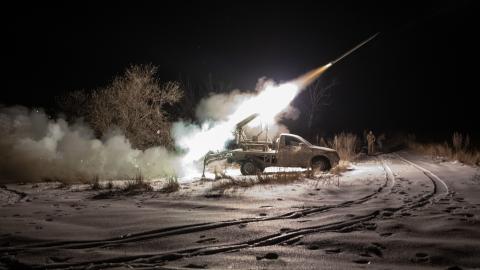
14, 160, 428, 269
1, 163, 393, 253
379, 155, 396, 192
22, 161, 428, 270
395, 153, 449, 195
25, 211, 381, 270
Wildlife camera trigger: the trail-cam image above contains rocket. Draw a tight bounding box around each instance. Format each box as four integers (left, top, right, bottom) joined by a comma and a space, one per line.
295, 32, 379, 88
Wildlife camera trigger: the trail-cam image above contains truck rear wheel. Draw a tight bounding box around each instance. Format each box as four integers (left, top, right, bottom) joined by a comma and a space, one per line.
241, 161, 261, 175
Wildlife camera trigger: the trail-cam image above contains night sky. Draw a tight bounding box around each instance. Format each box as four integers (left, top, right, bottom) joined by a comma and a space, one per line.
3, 1, 479, 143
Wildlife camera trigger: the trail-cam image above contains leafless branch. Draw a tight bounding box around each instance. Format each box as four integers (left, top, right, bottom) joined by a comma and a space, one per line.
59, 64, 183, 149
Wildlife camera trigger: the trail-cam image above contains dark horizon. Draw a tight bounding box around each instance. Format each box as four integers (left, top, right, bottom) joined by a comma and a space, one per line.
3, 1, 479, 143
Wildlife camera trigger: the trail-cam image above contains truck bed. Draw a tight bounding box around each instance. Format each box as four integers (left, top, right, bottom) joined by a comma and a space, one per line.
233, 149, 277, 155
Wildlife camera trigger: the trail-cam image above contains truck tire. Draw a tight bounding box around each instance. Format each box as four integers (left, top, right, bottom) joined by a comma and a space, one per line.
241, 161, 260, 175
311, 157, 331, 171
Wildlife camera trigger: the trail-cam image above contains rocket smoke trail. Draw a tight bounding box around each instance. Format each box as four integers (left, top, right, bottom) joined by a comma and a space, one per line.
295, 32, 379, 89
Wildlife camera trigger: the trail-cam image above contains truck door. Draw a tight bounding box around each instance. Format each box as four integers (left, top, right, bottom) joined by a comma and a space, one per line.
278, 135, 307, 167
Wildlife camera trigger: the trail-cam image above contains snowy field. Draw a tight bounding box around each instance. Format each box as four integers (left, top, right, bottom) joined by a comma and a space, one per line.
1, 151, 479, 269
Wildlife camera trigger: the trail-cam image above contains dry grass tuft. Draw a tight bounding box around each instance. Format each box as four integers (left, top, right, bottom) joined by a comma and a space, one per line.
330, 161, 351, 176
160, 176, 180, 193
256, 172, 303, 185
211, 171, 304, 192
407, 132, 480, 166
455, 151, 480, 166
90, 174, 153, 199
313, 174, 340, 187
122, 173, 153, 192
452, 132, 463, 152
329, 133, 359, 161
89, 175, 101, 190
105, 181, 114, 190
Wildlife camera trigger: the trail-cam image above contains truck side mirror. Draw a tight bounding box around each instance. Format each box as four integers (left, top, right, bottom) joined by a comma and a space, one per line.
299, 142, 306, 148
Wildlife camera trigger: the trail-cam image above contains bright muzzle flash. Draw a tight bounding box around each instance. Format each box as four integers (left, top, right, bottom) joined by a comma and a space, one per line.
176, 81, 302, 168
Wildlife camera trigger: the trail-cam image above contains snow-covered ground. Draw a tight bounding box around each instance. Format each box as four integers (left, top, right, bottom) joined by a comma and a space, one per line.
1, 151, 479, 269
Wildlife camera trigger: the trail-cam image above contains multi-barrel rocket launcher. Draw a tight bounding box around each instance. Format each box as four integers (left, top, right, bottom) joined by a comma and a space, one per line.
201, 113, 265, 177
202, 33, 379, 178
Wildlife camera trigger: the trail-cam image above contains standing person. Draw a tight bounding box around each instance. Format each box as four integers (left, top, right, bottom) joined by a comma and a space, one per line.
367, 130, 376, 155
377, 133, 386, 152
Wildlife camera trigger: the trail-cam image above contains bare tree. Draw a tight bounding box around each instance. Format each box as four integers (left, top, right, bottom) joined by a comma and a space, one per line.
60, 64, 183, 149
304, 78, 336, 137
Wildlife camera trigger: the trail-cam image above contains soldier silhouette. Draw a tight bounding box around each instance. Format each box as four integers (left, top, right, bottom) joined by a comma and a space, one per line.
367, 130, 376, 156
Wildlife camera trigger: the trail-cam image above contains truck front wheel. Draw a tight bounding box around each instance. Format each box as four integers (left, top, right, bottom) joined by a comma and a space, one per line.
311, 156, 331, 172
241, 161, 261, 175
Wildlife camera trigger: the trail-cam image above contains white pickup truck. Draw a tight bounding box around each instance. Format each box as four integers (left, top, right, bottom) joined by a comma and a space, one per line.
225, 133, 340, 175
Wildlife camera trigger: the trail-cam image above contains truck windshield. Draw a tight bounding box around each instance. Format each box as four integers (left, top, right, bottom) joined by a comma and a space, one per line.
284, 135, 312, 147
298, 136, 313, 147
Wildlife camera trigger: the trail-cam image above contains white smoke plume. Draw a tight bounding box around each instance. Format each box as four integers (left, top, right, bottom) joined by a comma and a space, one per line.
173, 79, 301, 177
0, 106, 180, 183
195, 89, 251, 122
195, 78, 299, 123
193, 89, 298, 141
0, 79, 301, 183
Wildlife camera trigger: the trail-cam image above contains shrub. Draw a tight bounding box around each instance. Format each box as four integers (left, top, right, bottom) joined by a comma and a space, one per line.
105, 181, 114, 189
329, 132, 359, 161
452, 132, 463, 153
407, 132, 479, 166
122, 173, 153, 192
58, 64, 183, 149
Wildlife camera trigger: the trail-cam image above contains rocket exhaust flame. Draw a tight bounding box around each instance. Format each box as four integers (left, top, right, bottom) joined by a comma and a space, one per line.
295, 32, 379, 89
294, 63, 332, 89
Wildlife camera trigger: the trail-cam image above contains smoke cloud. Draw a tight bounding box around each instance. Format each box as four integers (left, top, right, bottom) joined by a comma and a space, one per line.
173, 79, 301, 176
195, 89, 251, 122
0, 79, 300, 183
0, 106, 180, 183
194, 79, 299, 136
